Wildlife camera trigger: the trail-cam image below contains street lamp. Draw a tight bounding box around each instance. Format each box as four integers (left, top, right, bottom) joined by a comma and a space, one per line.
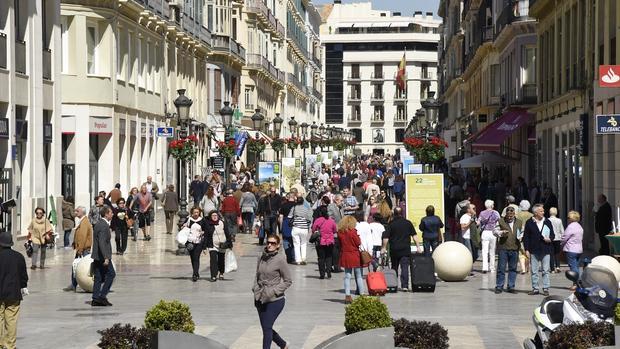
421, 91, 441, 134
173, 89, 193, 255
288, 116, 298, 157
415, 108, 426, 136
300, 122, 309, 185
273, 113, 283, 160
310, 121, 318, 154
318, 123, 325, 152
220, 101, 234, 190
251, 108, 264, 161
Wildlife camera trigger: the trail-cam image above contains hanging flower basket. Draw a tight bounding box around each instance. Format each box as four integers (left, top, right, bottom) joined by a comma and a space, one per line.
333, 139, 347, 151
247, 137, 267, 154
270, 138, 286, 153
403, 136, 448, 164
217, 139, 236, 158
169, 135, 198, 162
286, 137, 301, 150
300, 139, 310, 149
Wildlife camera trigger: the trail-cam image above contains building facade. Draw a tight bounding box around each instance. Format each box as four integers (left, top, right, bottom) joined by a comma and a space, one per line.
0, 0, 62, 236
320, 2, 441, 156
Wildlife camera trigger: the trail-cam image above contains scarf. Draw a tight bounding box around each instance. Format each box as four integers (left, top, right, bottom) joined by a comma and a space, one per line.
261, 249, 278, 261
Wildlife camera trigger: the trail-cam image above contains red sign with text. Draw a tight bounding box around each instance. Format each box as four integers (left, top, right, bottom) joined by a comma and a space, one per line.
599, 65, 620, 87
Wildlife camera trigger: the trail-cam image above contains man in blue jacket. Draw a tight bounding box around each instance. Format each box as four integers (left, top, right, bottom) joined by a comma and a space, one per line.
523, 204, 555, 296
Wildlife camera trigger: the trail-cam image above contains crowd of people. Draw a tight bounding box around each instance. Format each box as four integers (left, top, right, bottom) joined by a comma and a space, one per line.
1, 151, 614, 349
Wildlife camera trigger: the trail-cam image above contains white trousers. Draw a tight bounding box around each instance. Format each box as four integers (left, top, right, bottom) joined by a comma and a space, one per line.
291, 227, 309, 263
481, 230, 497, 272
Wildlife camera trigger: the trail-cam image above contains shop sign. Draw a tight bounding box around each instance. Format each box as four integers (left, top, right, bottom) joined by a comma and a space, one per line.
157, 127, 174, 138
212, 156, 225, 170
596, 114, 620, 134
578, 114, 589, 156
0, 118, 8, 139
89, 117, 113, 134
141, 123, 147, 137
599, 65, 620, 87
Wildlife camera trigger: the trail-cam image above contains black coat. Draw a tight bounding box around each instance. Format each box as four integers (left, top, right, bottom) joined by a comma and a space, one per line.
596, 202, 613, 235
0, 248, 28, 302
523, 217, 555, 256
204, 220, 231, 249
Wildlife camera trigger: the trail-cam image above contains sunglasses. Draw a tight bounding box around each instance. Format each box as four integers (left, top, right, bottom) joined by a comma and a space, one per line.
267, 241, 278, 245
36, 212, 44, 215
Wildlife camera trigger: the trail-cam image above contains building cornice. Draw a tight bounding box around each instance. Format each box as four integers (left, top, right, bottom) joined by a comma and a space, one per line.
493, 20, 537, 52
462, 43, 493, 81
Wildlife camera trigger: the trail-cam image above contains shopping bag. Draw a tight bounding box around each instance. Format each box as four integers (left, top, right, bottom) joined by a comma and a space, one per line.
237, 216, 243, 227
176, 227, 190, 244
224, 250, 238, 273
72, 256, 82, 275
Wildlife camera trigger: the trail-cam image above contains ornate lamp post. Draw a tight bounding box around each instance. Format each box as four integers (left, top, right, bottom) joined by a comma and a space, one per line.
288, 116, 298, 157
220, 101, 234, 190
310, 121, 318, 154
173, 89, 192, 255
422, 91, 441, 135
273, 113, 283, 160
300, 122, 309, 185
318, 123, 325, 152
251, 108, 264, 161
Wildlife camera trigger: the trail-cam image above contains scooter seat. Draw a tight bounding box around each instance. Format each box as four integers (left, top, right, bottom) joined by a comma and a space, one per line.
545, 301, 564, 324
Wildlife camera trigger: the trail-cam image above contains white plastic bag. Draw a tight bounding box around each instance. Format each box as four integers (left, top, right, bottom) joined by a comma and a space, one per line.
224, 249, 238, 273
176, 227, 191, 244
72, 256, 82, 275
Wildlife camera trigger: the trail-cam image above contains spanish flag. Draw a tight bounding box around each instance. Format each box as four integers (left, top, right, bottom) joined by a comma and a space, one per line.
396, 50, 406, 91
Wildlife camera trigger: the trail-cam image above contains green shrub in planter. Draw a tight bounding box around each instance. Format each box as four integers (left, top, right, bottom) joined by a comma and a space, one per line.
546, 321, 614, 349
344, 296, 392, 334
144, 300, 195, 333
615, 303, 620, 325
97, 323, 154, 349
393, 318, 449, 349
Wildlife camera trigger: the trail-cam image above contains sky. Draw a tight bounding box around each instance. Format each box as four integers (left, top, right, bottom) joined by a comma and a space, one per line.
312, 0, 441, 17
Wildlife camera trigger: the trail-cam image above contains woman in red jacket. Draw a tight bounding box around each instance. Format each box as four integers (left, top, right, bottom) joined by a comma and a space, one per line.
338, 215, 364, 304
220, 189, 241, 241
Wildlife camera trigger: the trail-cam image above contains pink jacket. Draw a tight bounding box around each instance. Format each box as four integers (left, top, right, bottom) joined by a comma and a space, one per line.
312, 217, 337, 246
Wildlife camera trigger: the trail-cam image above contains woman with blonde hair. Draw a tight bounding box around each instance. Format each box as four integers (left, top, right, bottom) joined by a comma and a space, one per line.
27, 207, 53, 269
562, 211, 583, 290
338, 215, 364, 304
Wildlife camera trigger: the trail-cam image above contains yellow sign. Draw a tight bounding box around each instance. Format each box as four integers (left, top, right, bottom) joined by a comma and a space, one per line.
404, 174, 445, 238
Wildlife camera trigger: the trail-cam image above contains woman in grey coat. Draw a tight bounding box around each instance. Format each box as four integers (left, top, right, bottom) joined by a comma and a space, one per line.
239, 183, 258, 234
253, 234, 292, 349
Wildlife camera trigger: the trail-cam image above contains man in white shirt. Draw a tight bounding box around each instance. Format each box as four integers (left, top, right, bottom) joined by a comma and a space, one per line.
318, 170, 329, 186
368, 213, 386, 271
460, 204, 476, 255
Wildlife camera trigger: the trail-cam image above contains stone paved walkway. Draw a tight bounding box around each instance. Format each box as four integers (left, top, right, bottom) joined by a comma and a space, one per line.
15, 208, 575, 349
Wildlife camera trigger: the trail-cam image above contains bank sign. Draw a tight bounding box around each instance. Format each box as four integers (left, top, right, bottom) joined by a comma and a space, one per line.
596, 114, 620, 134
156, 127, 174, 138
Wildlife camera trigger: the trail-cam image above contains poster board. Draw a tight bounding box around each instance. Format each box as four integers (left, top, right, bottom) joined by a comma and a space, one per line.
258, 162, 281, 190
321, 152, 332, 166
281, 157, 302, 192
404, 173, 445, 238
402, 156, 416, 174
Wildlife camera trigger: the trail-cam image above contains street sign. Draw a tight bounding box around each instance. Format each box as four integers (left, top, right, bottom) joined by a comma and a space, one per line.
599, 65, 620, 87
595, 114, 620, 134
212, 156, 225, 170
157, 127, 174, 138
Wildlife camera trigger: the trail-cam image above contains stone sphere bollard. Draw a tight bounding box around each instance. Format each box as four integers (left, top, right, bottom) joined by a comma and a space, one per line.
432, 241, 473, 281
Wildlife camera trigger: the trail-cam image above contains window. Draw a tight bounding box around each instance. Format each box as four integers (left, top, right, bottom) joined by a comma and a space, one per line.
395, 129, 405, 142
373, 63, 383, 78
61, 17, 69, 73
127, 32, 134, 82
351, 64, 359, 78
396, 105, 405, 120
147, 41, 153, 90
373, 105, 384, 120
523, 46, 536, 85
244, 87, 253, 110
351, 129, 362, 142
351, 105, 360, 120
138, 38, 145, 88
86, 24, 98, 74
490, 64, 500, 97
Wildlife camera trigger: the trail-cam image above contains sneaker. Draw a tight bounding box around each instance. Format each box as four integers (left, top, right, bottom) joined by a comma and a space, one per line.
506, 288, 517, 294
542, 289, 550, 296
344, 295, 353, 304
400, 288, 409, 292
528, 289, 540, 296
301, 261, 307, 265
30, 266, 37, 270
63, 286, 76, 292
91, 298, 106, 307
494, 288, 503, 294
192, 275, 198, 282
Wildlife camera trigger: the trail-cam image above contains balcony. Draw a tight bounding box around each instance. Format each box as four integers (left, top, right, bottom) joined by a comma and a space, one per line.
0, 33, 6, 69
347, 73, 361, 81
420, 71, 435, 80
211, 35, 246, 63
42, 49, 51, 80
394, 92, 407, 102
245, 103, 255, 111
312, 87, 322, 101
518, 84, 537, 105
348, 92, 361, 103
496, 4, 529, 37
286, 72, 308, 94
370, 72, 384, 81
15, 40, 26, 74
312, 55, 321, 69
347, 115, 362, 125
246, 53, 285, 84
245, 0, 286, 38
286, 27, 310, 61
370, 114, 385, 125
394, 114, 408, 126
370, 91, 384, 102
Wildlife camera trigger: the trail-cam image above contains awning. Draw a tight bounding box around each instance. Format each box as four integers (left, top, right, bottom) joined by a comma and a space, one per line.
451, 152, 517, 168
471, 108, 532, 151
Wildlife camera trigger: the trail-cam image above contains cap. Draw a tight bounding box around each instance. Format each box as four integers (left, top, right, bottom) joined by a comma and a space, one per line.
0, 230, 14, 247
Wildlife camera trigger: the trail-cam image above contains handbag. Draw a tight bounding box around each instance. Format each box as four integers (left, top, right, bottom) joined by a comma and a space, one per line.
24, 240, 33, 257
185, 242, 195, 251
309, 219, 326, 244
360, 250, 373, 266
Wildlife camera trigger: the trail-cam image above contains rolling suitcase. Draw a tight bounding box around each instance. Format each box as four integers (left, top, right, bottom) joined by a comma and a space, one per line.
383, 268, 398, 293
366, 269, 388, 296
410, 254, 436, 292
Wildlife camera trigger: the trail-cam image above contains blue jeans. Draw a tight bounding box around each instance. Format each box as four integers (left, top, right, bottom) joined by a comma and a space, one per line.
64, 229, 72, 248
463, 238, 472, 254
565, 252, 581, 278
496, 250, 518, 290
282, 236, 294, 263
344, 267, 364, 296
423, 238, 439, 257
92, 259, 116, 300
530, 253, 550, 290
255, 298, 287, 349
